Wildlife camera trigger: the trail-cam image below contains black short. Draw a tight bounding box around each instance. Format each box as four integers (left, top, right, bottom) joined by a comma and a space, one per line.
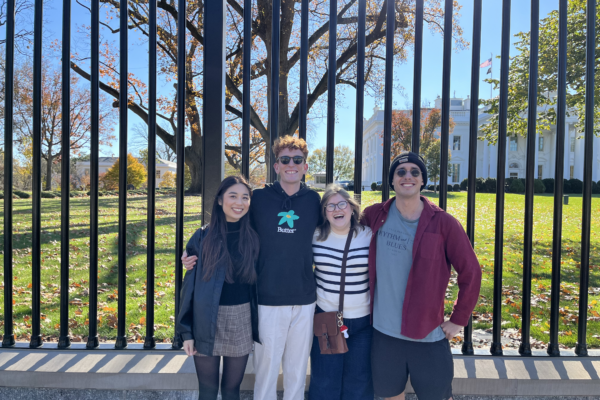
371, 329, 453, 399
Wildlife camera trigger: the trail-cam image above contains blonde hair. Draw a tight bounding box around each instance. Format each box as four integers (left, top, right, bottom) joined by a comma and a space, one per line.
316, 184, 363, 241
273, 136, 309, 159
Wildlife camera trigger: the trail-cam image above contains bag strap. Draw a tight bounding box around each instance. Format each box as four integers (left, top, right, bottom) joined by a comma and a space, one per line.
337, 230, 354, 314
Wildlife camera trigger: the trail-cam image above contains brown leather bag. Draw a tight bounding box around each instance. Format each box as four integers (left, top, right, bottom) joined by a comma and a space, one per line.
313, 231, 353, 355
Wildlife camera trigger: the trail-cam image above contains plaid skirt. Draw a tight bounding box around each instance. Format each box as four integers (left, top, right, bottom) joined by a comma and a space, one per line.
196, 302, 253, 357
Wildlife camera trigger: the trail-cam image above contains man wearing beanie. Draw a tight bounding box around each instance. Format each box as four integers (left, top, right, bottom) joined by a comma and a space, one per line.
361, 151, 481, 400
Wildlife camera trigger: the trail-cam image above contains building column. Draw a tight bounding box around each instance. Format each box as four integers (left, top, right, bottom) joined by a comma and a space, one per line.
564, 124, 571, 180
483, 140, 489, 179
593, 134, 600, 182
575, 133, 584, 180
534, 132, 540, 179
504, 137, 509, 178
489, 141, 497, 178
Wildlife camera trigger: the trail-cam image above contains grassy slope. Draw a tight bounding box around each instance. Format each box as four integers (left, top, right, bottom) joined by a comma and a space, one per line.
0, 190, 598, 347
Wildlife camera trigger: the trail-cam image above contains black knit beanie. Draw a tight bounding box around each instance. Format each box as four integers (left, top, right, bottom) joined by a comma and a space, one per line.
389, 152, 428, 191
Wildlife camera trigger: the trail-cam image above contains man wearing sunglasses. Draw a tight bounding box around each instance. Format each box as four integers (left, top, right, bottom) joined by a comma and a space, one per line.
249, 136, 322, 400
361, 151, 481, 400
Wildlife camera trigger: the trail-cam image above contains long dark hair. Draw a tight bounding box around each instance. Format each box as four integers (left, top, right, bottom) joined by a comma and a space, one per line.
201, 176, 259, 284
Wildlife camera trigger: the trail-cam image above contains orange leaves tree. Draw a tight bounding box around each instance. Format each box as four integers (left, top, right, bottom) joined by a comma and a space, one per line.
103, 153, 148, 189
70, 0, 465, 193
12, 61, 117, 190
385, 107, 455, 159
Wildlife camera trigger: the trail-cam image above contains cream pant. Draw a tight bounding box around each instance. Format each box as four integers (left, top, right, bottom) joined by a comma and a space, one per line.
253, 303, 316, 400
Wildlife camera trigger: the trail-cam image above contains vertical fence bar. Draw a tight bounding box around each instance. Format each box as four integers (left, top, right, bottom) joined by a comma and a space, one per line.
354, 0, 366, 203
241, 0, 251, 179
381, 0, 394, 201
87, 0, 100, 350
172, 0, 186, 350
462, 0, 482, 356
30, 0, 44, 349
574, 0, 596, 357
299, 0, 308, 142
411, 0, 423, 155
520, 0, 539, 357
491, 0, 511, 356
438, 0, 452, 210
59, 0, 72, 349
326, 0, 337, 185
202, 2, 226, 223
144, 0, 157, 350
549, 0, 567, 357
115, 0, 129, 350
268, 0, 281, 183
2, 0, 16, 348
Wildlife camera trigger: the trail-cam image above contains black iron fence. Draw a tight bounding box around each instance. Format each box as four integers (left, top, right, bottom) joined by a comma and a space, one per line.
1, 0, 598, 357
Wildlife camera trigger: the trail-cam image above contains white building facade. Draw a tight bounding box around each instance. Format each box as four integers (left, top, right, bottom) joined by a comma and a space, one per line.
362, 97, 600, 189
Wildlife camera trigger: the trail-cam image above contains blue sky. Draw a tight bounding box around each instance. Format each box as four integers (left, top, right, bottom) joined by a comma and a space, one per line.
309, 0, 559, 150
30, 0, 560, 157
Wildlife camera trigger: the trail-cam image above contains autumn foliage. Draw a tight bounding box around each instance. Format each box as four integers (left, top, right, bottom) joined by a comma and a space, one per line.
103, 154, 148, 190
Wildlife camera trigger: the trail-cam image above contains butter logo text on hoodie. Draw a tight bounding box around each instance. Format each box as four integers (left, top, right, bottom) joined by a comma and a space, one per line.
277, 210, 299, 233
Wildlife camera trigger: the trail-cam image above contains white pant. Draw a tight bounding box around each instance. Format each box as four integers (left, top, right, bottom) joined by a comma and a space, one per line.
253, 303, 316, 400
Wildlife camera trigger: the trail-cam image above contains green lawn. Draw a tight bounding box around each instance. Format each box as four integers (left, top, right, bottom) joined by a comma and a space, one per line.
0, 190, 599, 348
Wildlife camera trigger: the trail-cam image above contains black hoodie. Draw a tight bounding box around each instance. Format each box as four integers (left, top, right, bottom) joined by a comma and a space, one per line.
250, 181, 322, 306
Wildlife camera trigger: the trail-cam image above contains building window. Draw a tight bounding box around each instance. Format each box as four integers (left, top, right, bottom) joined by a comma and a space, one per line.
156, 170, 161, 179
570, 137, 575, 152
509, 162, 519, 169
510, 136, 518, 152
452, 136, 461, 151
570, 165, 574, 179
538, 165, 543, 180
451, 164, 460, 183
538, 136, 544, 151
510, 172, 518, 178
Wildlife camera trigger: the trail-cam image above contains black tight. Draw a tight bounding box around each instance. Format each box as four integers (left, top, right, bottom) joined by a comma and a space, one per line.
193, 354, 249, 400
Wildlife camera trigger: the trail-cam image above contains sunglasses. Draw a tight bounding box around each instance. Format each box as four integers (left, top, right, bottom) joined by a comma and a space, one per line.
396, 168, 422, 178
278, 156, 305, 165
325, 201, 348, 212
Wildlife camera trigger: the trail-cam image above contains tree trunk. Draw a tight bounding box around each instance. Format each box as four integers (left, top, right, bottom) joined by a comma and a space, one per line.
185, 152, 202, 194
45, 154, 53, 191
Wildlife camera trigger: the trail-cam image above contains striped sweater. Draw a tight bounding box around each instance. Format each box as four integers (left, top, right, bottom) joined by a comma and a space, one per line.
312, 227, 372, 319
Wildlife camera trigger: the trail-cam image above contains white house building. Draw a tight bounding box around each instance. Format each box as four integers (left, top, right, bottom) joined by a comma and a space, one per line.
74, 157, 177, 187
362, 97, 600, 189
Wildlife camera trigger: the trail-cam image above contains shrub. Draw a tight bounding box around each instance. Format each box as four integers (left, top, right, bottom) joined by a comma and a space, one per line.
447, 185, 453, 192
534, 179, 546, 194
436, 185, 440, 192
569, 178, 583, 194
453, 184, 461, 192
376, 184, 382, 191
476, 178, 486, 193
460, 178, 468, 191
14, 190, 30, 199
371, 182, 377, 191
563, 179, 572, 194
509, 179, 525, 193
485, 178, 497, 193
0, 192, 3, 199
427, 185, 434, 191
591, 181, 600, 194
41, 191, 56, 199
542, 178, 554, 194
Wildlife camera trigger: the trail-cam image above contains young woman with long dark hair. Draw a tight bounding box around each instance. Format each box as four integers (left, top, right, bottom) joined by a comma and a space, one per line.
177, 175, 260, 400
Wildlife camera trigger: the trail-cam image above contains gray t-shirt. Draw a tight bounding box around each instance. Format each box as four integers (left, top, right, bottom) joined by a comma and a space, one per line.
373, 202, 445, 342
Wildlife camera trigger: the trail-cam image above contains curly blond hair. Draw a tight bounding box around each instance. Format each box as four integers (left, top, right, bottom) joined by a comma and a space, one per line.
273, 136, 309, 159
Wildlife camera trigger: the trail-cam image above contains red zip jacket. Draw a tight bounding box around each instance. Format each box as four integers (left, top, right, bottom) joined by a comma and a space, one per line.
361, 195, 481, 340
